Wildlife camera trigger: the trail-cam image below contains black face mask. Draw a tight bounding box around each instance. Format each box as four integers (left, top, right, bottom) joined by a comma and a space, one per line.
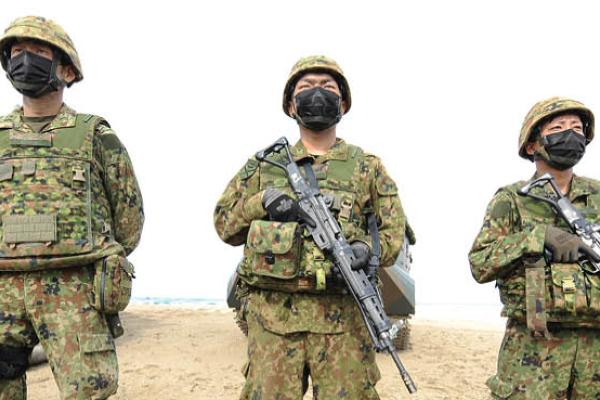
7, 50, 63, 98
535, 129, 587, 170
293, 87, 342, 132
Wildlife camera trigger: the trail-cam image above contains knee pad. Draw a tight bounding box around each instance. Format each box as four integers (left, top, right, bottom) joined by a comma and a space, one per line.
0, 346, 29, 380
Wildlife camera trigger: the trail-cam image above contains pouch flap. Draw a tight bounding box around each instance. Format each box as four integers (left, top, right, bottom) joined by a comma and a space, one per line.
78, 333, 114, 353
550, 264, 579, 286
485, 375, 514, 398
247, 220, 298, 254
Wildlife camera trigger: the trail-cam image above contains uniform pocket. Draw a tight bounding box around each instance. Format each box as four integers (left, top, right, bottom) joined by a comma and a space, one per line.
550, 264, 587, 315
246, 220, 300, 279
485, 375, 514, 398
77, 333, 118, 396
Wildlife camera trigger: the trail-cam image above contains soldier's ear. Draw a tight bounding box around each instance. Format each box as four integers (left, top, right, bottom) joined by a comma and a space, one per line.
525, 141, 537, 156
288, 101, 295, 117
58, 64, 76, 85
341, 100, 347, 115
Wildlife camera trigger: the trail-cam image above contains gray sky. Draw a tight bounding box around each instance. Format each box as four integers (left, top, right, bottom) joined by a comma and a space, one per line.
1, 0, 600, 307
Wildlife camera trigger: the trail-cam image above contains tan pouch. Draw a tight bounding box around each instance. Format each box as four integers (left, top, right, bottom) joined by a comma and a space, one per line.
550, 264, 587, 315
246, 220, 300, 279
91, 254, 135, 313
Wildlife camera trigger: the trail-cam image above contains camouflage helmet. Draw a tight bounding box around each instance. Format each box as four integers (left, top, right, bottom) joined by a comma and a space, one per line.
0, 16, 83, 83
519, 96, 594, 160
283, 55, 351, 116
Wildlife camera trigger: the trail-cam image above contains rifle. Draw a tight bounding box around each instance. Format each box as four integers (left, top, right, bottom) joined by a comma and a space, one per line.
517, 172, 600, 274
256, 137, 417, 394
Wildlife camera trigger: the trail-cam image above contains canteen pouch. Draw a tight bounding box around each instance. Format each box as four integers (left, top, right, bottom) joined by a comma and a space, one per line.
245, 220, 300, 279
550, 264, 587, 315
91, 254, 135, 313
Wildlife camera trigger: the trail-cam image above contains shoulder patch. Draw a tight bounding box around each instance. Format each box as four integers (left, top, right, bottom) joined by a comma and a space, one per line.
238, 158, 259, 180
376, 174, 398, 195
95, 124, 122, 150
490, 200, 512, 219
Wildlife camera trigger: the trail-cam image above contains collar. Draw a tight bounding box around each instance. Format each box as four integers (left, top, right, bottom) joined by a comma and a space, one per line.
290, 138, 348, 163
529, 173, 594, 200
0, 104, 77, 132
569, 175, 596, 199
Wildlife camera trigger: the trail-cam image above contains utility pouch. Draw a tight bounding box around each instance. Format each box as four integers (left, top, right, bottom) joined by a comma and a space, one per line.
588, 274, 600, 314
550, 264, 587, 315
246, 220, 300, 279
524, 257, 549, 337
90, 254, 135, 314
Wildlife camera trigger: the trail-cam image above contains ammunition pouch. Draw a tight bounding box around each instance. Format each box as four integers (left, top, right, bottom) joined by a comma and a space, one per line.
245, 220, 301, 280
90, 254, 135, 314
241, 220, 351, 293
0, 346, 29, 379
549, 264, 600, 316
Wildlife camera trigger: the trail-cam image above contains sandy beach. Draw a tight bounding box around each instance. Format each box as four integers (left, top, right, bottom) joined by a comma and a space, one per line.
26, 305, 504, 400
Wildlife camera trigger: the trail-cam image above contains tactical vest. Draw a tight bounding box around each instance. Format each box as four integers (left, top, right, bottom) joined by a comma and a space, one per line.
239, 144, 372, 293
0, 114, 123, 271
499, 180, 600, 331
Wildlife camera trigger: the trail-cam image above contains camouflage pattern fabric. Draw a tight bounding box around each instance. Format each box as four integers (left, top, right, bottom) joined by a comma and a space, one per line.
282, 55, 351, 116
487, 320, 600, 399
469, 174, 600, 327
0, 267, 117, 400
215, 138, 405, 292
215, 138, 405, 270
469, 175, 600, 398
518, 97, 594, 160
0, 16, 83, 82
0, 104, 144, 271
215, 138, 405, 398
0, 104, 142, 398
240, 290, 380, 400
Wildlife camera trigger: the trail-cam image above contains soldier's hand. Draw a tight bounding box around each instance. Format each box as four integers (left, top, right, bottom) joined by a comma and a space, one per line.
350, 241, 371, 271
262, 188, 315, 227
544, 226, 598, 263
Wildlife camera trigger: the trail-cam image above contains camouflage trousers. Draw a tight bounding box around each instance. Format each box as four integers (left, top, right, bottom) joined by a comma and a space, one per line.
0, 267, 118, 400
240, 299, 380, 400
487, 319, 600, 399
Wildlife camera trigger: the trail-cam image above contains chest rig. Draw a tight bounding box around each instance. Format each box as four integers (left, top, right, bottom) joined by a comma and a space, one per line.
0, 114, 115, 270
504, 180, 600, 332
241, 144, 371, 293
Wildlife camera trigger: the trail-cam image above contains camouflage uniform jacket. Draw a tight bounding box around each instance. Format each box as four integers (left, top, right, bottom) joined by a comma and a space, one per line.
469, 174, 600, 328
0, 104, 144, 271
214, 138, 405, 333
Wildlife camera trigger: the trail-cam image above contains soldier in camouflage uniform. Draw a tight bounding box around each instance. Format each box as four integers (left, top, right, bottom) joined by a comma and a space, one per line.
469, 97, 600, 399
214, 55, 406, 399
0, 16, 144, 399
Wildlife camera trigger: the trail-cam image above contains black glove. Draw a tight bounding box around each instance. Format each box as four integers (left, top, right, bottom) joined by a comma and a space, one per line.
262, 188, 315, 227
350, 241, 371, 271
544, 226, 600, 263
